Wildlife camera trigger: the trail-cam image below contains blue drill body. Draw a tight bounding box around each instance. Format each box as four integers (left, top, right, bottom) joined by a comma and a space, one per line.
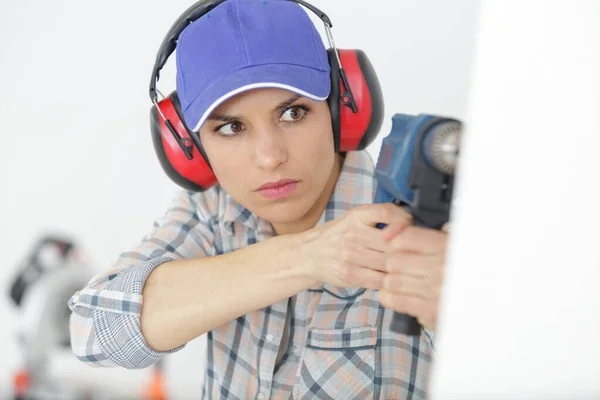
374, 113, 461, 334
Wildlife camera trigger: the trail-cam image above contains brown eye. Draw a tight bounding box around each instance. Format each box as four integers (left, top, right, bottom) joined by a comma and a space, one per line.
289, 107, 302, 120
280, 106, 307, 122
230, 122, 242, 132
217, 121, 244, 136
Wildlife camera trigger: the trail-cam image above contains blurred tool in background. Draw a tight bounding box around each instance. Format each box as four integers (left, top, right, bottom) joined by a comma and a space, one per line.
9, 235, 93, 399
8, 235, 171, 400
143, 359, 168, 400
374, 113, 461, 335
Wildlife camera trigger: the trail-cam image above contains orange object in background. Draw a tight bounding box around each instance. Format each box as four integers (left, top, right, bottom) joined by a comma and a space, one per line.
143, 362, 168, 400
13, 368, 31, 400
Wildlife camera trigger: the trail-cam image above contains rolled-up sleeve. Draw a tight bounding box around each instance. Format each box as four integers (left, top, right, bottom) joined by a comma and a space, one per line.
68, 189, 216, 369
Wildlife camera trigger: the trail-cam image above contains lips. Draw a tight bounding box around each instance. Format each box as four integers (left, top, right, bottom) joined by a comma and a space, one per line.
257, 179, 298, 191
256, 179, 299, 200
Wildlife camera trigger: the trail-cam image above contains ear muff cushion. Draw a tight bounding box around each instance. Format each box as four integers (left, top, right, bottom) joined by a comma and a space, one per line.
327, 48, 385, 152
354, 50, 384, 150
150, 92, 217, 191
327, 48, 342, 152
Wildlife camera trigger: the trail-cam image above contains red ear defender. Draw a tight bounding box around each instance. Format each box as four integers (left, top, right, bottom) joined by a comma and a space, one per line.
150, 91, 217, 192
327, 48, 385, 152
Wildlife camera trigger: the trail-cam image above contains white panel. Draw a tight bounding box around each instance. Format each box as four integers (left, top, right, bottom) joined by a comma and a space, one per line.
430, 1, 600, 399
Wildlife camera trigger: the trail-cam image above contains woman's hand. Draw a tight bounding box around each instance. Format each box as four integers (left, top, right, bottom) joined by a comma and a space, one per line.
297, 203, 413, 289
378, 223, 449, 331
297, 202, 449, 332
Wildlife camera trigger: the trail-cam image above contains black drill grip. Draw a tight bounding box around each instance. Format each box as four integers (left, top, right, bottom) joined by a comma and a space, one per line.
382, 216, 444, 336
390, 312, 421, 335
376, 218, 423, 336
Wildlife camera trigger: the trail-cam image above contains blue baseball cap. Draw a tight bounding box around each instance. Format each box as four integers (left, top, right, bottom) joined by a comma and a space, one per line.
175, 0, 332, 132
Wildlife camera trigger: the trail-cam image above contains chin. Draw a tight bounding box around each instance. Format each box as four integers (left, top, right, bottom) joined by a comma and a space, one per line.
253, 194, 317, 225
255, 203, 310, 225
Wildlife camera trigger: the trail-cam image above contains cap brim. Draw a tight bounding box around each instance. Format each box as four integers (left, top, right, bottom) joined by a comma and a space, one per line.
182, 63, 331, 132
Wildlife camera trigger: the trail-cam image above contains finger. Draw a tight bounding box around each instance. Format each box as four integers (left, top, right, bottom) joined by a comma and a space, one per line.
378, 290, 437, 329
339, 264, 386, 290
378, 290, 424, 313
357, 226, 404, 253
389, 226, 448, 255
385, 251, 443, 279
341, 246, 388, 272
383, 273, 439, 301
351, 203, 413, 229
441, 222, 450, 233
380, 217, 412, 241
342, 224, 405, 253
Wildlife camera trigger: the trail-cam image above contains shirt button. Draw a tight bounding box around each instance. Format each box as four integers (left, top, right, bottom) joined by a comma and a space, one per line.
266, 333, 275, 342
257, 392, 266, 400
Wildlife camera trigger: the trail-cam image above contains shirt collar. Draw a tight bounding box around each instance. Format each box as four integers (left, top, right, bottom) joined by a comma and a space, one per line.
315, 150, 377, 225
221, 196, 259, 234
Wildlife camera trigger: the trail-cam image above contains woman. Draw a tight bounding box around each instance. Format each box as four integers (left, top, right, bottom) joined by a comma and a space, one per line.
68, 0, 448, 398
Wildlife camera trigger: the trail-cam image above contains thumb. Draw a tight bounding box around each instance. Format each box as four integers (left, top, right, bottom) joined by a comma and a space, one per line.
352, 203, 413, 228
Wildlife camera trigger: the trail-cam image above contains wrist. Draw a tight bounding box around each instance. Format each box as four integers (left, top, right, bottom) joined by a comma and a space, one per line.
275, 231, 319, 287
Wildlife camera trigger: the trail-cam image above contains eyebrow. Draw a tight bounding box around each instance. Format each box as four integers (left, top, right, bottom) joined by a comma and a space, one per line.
206, 94, 303, 122
207, 112, 240, 123
272, 94, 302, 112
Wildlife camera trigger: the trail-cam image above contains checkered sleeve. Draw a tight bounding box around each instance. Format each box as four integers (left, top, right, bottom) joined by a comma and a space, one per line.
68, 189, 216, 369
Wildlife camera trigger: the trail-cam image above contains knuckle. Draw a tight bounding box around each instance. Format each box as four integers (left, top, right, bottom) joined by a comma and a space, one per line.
340, 248, 355, 263
339, 224, 353, 238
343, 230, 360, 243
385, 254, 399, 272
350, 204, 369, 217
383, 258, 392, 273
338, 262, 352, 277
377, 204, 393, 221
389, 275, 401, 290
341, 209, 354, 220
383, 202, 397, 214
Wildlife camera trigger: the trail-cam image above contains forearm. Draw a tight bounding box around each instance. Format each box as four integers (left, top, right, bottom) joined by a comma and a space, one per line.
140, 233, 315, 351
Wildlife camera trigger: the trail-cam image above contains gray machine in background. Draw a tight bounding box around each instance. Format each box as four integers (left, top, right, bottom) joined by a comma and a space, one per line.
8, 236, 170, 400
9, 236, 95, 400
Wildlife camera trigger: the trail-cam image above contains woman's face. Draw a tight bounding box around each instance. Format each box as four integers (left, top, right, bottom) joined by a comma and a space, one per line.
199, 88, 340, 233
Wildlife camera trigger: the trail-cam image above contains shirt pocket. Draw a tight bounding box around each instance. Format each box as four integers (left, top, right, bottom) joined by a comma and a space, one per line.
294, 326, 378, 400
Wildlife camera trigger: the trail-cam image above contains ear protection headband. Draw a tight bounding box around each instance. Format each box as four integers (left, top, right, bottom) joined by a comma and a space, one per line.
149, 0, 384, 192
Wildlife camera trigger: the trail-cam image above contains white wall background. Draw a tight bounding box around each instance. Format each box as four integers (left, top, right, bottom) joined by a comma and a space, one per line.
430, 2, 600, 399
0, 0, 480, 398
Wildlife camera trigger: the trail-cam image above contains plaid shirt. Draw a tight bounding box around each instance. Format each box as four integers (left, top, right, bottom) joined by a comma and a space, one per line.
69, 150, 435, 399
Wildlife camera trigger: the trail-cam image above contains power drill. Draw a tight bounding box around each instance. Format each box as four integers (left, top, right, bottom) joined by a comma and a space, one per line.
374, 113, 462, 335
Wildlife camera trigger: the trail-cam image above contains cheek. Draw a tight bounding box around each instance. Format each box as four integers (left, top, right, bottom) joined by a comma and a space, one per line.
290, 127, 335, 179
212, 158, 244, 188
201, 139, 247, 190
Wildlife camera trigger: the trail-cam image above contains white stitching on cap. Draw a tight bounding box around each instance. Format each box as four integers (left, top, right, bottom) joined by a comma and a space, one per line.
191, 82, 328, 132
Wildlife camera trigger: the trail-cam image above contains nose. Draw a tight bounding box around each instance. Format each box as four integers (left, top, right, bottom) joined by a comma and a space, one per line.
253, 127, 289, 170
